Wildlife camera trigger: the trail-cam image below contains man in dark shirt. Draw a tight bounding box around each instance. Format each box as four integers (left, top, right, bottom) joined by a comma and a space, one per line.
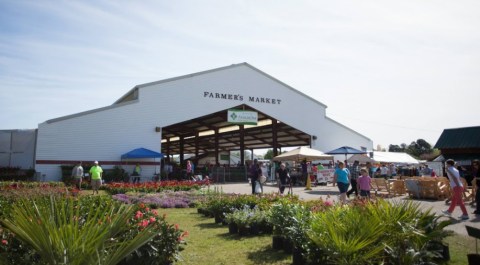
249, 159, 262, 194
347, 160, 360, 198
276, 163, 290, 194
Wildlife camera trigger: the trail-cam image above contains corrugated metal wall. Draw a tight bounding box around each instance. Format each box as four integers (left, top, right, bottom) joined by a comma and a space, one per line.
0, 130, 36, 169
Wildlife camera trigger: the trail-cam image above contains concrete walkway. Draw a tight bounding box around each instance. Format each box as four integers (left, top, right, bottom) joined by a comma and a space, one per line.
209, 182, 480, 237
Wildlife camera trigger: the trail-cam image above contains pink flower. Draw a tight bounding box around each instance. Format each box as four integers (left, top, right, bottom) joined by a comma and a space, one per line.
135, 211, 144, 219
149, 217, 156, 223
324, 200, 334, 207
1, 240, 7, 245
141, 219, 150, 227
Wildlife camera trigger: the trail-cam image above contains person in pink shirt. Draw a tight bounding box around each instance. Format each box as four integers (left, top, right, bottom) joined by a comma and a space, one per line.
357, 168, 372, 198
186, 160, 193, 180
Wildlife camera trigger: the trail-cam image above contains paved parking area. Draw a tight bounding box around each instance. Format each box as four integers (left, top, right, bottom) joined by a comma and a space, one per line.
210, 182, 480, 237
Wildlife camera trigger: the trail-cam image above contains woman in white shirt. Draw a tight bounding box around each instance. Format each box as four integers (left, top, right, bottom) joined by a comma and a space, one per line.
441, 159, 469, 220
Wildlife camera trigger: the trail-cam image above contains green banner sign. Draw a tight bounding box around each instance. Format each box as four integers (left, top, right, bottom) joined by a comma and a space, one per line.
227, 109, 258, 125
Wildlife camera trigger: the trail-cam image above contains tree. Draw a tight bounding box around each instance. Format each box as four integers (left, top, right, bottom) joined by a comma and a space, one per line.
406, 139, 433, 158
264, 149, 274, 159
388, 144, 403, 152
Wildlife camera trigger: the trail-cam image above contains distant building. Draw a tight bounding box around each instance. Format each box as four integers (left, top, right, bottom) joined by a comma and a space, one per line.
0, 130, 37, 169
434, 126, 480, 166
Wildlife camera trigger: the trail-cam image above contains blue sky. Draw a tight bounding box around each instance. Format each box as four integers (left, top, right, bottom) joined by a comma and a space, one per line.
1, 0, 479, 149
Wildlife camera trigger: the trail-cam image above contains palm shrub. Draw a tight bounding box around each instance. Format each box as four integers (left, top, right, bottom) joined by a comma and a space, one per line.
0, 195, 158, 265
309, 199, 453, 265
366, 200, 452, 265
309, 204, 387, 265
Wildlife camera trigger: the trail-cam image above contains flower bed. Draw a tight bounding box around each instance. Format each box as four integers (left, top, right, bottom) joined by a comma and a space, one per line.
0, 195, 187, 265
0, 181, 65, 190
102, 180, 209, 194
112, 190, 200, 208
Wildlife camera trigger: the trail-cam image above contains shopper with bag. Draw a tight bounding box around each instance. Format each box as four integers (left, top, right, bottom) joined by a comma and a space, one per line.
249, 159, 263, 194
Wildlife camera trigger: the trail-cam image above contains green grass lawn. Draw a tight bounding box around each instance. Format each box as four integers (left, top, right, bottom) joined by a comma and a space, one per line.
444, 232, 477, 265
161, 208, 476, 265
163, 208, 291, 265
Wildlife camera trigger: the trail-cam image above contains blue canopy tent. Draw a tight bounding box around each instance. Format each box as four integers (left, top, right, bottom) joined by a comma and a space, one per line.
325, 146, 367, 161
121, 148, 164, 180
121, 148, 164, 159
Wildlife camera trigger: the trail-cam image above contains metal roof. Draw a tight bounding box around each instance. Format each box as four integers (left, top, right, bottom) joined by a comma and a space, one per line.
161, 104, 311, 155
434, 126, 480, 149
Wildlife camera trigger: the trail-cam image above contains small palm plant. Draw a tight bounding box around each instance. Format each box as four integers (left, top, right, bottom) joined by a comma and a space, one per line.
0, 196, 157, 265
309, 204, 387, 265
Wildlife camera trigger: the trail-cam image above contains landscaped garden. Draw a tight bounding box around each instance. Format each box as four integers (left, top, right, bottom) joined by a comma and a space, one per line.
0, 180, 475, 264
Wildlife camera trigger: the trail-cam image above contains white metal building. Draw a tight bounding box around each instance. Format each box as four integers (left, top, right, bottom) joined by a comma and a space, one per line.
35, 63, 373, 180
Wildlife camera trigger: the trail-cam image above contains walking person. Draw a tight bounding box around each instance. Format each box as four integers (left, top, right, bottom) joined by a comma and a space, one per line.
276, 163, 290, 195
333, 161, 350, 204
186, 160, 193, 180
249, 159, 262, 194
346, 160, 360, 198
89, 161, 103, 195
441, 159, 469, 220
71, 161, 84, 190
357, 168, 372, 199
301, 159, 308, 186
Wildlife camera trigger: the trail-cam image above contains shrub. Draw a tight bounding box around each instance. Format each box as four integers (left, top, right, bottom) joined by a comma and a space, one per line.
309, 199, 452, 265
1, 196, 157, 265
118, 203, 188, 265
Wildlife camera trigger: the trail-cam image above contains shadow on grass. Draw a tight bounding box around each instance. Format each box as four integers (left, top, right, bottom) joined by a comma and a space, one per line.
195, 222, 225, 229
305, 190, 339, 196
217, 231, 273, 241
247, 245, 291, 264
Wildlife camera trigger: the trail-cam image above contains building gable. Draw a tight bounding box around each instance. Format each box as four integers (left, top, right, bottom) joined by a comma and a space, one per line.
434, 126, 480, 149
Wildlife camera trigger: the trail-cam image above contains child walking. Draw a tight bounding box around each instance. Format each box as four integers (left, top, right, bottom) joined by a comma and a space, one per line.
357, 168, 372, 198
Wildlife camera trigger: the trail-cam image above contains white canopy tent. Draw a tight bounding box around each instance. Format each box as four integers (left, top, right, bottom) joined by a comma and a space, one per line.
347, 154, 375, 164
372, 151, 419, 165
273, 146, 333, 162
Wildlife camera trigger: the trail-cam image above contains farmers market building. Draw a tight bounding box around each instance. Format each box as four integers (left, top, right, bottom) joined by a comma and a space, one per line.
34, 63, 373, 181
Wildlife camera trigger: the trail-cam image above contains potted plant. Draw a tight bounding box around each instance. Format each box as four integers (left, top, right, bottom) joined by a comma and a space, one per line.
224, 212, 238, 234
